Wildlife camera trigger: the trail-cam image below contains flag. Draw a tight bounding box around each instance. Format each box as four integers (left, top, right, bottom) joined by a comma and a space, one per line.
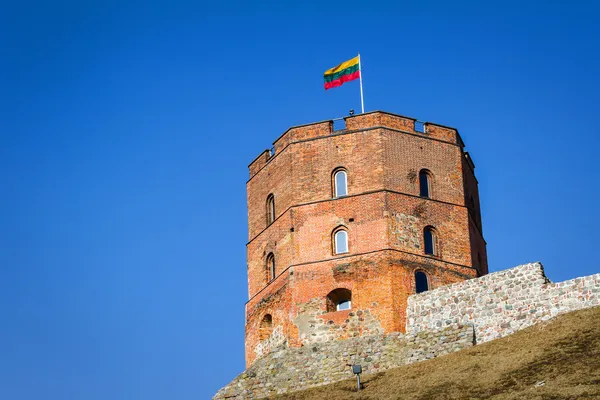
324, 56, 360, 90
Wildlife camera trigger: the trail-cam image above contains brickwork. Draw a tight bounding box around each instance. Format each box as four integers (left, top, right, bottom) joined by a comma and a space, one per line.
245, 249, 476, 362
244, 111, 487, 366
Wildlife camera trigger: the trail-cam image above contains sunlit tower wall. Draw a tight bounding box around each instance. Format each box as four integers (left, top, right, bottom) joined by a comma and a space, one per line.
244, 111, 487, 366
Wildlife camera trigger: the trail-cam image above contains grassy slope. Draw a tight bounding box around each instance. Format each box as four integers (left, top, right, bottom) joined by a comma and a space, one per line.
271, 306, 600, 400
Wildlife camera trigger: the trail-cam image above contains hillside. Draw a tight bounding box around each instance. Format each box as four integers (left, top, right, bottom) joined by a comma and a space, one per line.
271, 306, 600, 400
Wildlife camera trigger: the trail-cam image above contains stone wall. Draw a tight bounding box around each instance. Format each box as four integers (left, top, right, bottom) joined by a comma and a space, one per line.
215, 262, 600, 399
254, 326, 287, 361
214, 323, 473, 400
294, 305, 384, 346
407, 262, 600, 343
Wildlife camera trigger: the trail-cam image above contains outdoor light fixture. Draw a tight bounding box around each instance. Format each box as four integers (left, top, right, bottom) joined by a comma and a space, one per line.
352, 364, 362, 391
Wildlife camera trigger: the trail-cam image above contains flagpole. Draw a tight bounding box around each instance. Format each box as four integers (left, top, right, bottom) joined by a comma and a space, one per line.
358, 53, 365, 113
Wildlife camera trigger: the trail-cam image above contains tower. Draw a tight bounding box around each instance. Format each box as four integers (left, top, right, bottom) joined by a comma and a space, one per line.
244, 111, 487, 366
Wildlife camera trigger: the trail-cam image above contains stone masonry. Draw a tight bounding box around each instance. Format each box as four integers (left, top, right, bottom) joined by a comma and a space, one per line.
214, 262, 600, 399
407, 261, 600, 343
214, 323, 474, 399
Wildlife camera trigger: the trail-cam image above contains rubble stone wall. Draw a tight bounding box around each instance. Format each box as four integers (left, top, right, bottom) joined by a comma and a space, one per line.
214, 323, 473, 399
407, 262, 600, 343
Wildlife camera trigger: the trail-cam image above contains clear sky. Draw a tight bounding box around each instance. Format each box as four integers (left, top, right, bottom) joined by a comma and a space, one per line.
2, 1, 599, 399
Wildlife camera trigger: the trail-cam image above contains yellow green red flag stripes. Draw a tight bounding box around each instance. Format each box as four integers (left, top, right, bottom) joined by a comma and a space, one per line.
324, 56, 360, 90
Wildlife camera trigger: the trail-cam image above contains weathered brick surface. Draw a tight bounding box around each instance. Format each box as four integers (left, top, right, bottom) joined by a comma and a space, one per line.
257, 252, 469, 347
245, 246, 478, 364
244, 111, 487, 366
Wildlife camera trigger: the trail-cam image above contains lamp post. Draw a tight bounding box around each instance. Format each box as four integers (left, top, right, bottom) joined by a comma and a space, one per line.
352, 364, 362, 391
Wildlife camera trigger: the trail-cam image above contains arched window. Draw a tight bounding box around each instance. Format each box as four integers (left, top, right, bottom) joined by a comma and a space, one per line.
424, 226, 437, 256
259, 314, 273, 340
326, 288, 352, 312
333, 169, 348, 198
419, 169, 432, 198
266, 253, 275, 281
266, 194, 275, 225
415, 271, 429, 293
333, 228, 349, 254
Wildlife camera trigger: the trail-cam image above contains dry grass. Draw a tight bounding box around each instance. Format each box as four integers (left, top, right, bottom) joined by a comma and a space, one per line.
271, 306, 600, 400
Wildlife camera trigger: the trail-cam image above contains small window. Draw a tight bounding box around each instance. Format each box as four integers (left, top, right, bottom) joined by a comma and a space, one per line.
424, 226, 437, 256
259, 314, 273, 340
266, 194, 275, 225
415, 271, 429, 293
419, 170, 432, 198
334, 229, 348, 254
326, 288, 352, 312
333, 169, 348, 198
337, 299, 351, 311
266, 253, 275, 281
415, 121, 426, 133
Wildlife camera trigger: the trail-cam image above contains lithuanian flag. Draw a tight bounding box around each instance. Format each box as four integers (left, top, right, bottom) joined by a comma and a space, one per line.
324, 56, 360, 90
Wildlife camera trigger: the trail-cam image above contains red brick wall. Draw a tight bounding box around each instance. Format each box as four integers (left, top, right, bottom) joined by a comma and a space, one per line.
386, 193, 472, 265
382, 129, 465, 205
247, 128, 386, 241
245, 250, 477, 365
244, 111, 487, 366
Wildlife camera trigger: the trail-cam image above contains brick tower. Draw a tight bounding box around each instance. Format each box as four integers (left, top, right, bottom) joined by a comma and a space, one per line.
245, 111, 487, 366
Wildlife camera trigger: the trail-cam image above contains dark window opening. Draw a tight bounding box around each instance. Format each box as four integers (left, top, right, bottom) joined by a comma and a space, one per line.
415, 271, 429, 293
419, 170, 431, 198
424, 227, 437, 256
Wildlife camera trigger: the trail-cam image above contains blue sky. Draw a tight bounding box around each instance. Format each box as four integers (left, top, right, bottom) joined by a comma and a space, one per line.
1, 1, 599, 399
